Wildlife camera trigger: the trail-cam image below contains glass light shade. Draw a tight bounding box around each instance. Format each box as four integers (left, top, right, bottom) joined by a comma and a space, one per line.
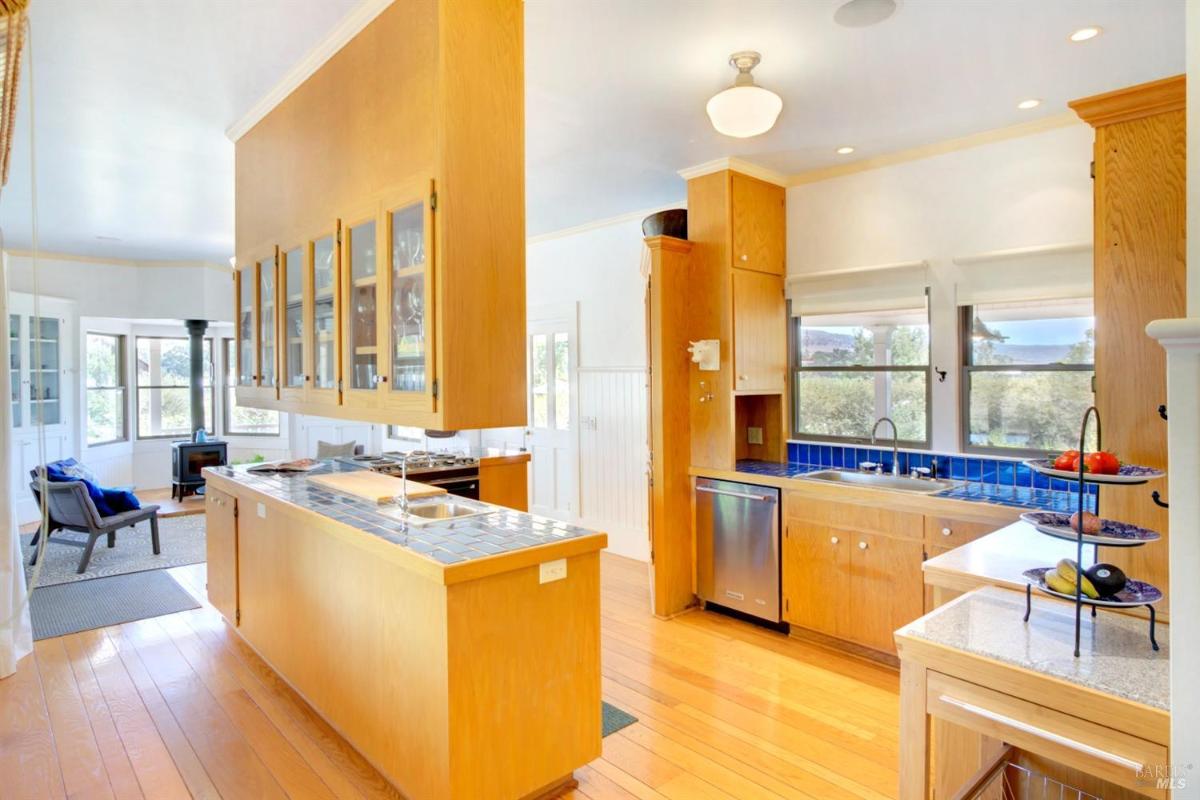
706, 85, 783, 138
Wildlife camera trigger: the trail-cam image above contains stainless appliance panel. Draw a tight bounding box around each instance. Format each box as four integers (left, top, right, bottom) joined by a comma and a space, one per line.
695, 478, 780, 622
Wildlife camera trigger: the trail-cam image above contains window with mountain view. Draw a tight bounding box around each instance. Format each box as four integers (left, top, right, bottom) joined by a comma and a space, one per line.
962, 298, 1094, 455
793, 306, 930, 445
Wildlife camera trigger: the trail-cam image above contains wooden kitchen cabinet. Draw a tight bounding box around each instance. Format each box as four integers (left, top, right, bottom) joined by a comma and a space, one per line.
782, 520, 850, 636
205, 485, 238, 625
234, 0, 524, 431
730, 171, 785, 275
733, 268, 786, 392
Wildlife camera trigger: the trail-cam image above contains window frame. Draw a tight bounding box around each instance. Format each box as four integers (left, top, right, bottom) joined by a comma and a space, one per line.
134, 335, 215, 440
958, 304, 1095, 458
222, 337, 281, 437
85, 332, 128, 447
789, 298, 933, 449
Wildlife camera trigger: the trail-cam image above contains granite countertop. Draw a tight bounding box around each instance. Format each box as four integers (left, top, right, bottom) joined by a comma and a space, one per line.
207, 461, 602, 567
897, 585, 1169, 711
732, 459, 1094, 513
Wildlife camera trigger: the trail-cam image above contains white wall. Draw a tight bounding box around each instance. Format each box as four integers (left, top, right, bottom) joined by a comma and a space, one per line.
5, 253, 232, 322
787, 122, 1094, 452
527, 214, 665, 560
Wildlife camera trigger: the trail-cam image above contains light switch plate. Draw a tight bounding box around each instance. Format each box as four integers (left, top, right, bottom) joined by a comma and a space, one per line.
539, 558, 567, 584
257, 502, 266, 519
747, 427, 764, 445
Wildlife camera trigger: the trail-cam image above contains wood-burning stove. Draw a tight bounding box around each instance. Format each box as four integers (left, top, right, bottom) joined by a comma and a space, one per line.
171, 440, 228, 500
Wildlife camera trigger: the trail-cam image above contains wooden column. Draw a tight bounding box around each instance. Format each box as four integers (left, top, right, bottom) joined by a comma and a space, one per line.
1070, 75, 1186, 602
645, 236, 697, 617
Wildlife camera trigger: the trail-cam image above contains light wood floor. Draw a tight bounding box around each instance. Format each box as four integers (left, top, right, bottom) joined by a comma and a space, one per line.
0, 553, 900, 800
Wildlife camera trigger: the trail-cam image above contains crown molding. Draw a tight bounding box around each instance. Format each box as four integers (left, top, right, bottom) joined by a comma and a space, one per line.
527, 200, 686, 245
677, 157, 788, 187
788, 112, 1084, 187
4, 249, 232, 272
225, 0, 394, 142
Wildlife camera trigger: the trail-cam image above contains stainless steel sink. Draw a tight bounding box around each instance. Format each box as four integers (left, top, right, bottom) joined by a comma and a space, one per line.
802, 469, 958, 494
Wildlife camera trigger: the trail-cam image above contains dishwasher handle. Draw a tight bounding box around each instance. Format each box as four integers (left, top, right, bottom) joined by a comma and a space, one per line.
696, 485, 777, 503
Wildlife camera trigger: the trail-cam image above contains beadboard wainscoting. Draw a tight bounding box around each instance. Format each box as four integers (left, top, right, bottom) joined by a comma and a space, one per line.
578, 367, 649, 561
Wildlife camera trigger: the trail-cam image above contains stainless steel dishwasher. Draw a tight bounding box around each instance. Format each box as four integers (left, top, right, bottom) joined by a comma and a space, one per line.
695, 478, 781, 623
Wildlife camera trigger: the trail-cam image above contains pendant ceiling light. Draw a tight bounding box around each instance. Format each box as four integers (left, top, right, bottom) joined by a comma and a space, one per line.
706, 51, 782, 139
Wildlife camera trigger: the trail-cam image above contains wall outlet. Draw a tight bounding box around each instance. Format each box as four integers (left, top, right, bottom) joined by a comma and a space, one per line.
539, 558, 567, 584
747, 427, 764, 445
256, 502, 266, 519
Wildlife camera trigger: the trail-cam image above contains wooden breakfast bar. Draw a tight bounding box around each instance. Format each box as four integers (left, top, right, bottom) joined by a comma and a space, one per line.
203, 463, 607, 800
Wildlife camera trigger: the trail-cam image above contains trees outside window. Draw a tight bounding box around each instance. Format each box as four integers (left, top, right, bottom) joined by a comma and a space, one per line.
792, 306, 930, 446
962, 298, 1095, 455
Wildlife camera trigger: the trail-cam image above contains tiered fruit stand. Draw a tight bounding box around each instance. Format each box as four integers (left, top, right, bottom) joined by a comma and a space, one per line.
1018, 406, 1165, 657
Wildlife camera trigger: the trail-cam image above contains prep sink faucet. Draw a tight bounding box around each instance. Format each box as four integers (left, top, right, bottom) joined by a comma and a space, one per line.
871, 417, 900, 476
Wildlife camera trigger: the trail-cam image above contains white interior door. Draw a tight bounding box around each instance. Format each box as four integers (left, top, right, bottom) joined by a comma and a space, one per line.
527, 309, 578, 521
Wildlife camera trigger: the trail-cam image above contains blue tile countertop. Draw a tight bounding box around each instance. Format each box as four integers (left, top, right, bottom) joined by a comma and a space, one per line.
734, 456, 1097, 513
206, 461, 602, 567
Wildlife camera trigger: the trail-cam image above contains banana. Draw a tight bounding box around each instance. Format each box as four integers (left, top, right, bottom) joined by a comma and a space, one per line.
1051, 560, 1099, 599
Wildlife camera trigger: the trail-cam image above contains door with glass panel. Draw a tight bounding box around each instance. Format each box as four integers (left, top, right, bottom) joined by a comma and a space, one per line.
341, 208, 383, 412
305, 225, 341, 408
279, 242, 305, 403
526, 315, 577, 521
380, 184, 435, 417
256, 247, 279, 399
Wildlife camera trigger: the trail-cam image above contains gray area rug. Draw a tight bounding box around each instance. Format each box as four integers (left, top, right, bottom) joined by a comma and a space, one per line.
30, 570, 200, 640
602, 701, 637, 737
21, 513, 206, 588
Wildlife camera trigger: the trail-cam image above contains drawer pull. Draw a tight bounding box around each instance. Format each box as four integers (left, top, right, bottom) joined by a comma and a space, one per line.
938, 695, 1144, 772
941, 527, 952, 537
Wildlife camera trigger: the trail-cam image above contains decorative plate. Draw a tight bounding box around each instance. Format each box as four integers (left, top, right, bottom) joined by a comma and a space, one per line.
1023, 567, 1163, 607
1019, 511, 1161, 548
1023, 459, 1165, 485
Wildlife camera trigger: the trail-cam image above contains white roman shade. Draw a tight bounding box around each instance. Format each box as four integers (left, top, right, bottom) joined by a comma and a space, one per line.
955, 243, 1093, 306
787, 260, 929, 316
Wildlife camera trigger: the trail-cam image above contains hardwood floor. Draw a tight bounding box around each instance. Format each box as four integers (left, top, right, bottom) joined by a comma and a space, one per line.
0, 553, 900, 799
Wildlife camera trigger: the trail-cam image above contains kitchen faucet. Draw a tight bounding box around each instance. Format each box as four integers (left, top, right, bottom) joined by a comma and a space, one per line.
871, 417, 900, 476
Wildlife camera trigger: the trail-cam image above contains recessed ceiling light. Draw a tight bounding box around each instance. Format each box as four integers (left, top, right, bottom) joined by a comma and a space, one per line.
836, 146, 855, 155
1017, 98, 1041, 110
1069, 26, 1102, 42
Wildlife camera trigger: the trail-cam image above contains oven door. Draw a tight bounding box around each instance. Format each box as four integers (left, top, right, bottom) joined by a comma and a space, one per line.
419, 475, 480, 500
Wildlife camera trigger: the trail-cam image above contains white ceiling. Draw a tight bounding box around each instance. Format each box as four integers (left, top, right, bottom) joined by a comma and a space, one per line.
0, 0, 1186, 260
0, 0, 360, 262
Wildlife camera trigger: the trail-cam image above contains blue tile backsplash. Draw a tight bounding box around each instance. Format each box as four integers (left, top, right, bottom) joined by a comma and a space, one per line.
733, 441, 1100, 514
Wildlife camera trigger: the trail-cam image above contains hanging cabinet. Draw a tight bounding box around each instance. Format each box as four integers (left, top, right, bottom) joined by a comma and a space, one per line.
232, 0, 523, 430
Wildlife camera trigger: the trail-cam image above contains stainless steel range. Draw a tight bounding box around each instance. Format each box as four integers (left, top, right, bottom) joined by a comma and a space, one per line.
336, 451, 481, 499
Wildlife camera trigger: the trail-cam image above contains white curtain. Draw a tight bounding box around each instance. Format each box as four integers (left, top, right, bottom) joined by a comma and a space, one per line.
0, 255, 32, 678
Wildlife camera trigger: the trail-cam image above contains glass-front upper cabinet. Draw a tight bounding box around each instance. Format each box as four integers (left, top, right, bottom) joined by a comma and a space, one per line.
257, 248, 278, 394
281, 245, 304, 392
309, 230, 339, 400
8, 314, 19, 427
29, 316, 61, 426
344, 216, 379, 398
236, 265, 255, 388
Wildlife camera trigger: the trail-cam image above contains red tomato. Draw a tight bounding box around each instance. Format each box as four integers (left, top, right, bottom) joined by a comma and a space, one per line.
1084, 451, 1121, 475
1053, 450, 1080, 471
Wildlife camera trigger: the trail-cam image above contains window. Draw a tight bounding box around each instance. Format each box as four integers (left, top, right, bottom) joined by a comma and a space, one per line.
223, 338, 279, 435
961, 298, 1095, 455
136, 337, 214, 438
792, 306, 930, 446
86, 333, 126, 445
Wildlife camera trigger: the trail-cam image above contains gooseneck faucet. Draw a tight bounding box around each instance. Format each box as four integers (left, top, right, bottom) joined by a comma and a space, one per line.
871, 417, 900, 476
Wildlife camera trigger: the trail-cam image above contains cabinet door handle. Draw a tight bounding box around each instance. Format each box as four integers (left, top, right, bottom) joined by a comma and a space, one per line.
830, 536, 839, 545
858, 541, 868, 550
941, 527, 952, 537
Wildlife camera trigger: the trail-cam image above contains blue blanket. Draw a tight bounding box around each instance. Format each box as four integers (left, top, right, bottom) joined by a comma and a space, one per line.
44, 458, 141, 517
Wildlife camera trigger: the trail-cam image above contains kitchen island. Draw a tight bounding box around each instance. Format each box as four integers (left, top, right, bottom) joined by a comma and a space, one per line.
203, 462, 607, 800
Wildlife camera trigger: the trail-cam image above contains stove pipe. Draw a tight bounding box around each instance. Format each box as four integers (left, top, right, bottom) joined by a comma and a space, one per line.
184, 319, 209, 439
